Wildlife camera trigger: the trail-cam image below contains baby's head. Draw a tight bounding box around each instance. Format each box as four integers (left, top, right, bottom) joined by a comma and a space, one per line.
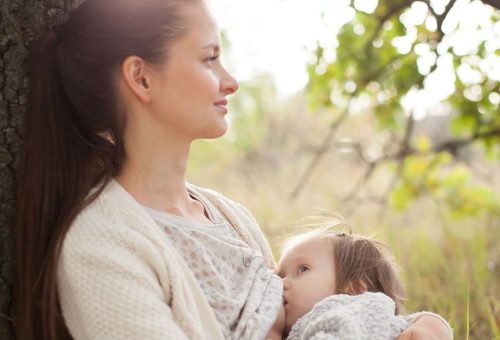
277, 228, 405, 334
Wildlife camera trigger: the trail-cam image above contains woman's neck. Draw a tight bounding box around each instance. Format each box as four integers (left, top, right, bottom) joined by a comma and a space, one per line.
116, 141, 188, 198
115, 141, 210, 223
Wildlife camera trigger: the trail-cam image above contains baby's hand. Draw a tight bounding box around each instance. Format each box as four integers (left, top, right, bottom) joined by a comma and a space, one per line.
398, 315, 453, 340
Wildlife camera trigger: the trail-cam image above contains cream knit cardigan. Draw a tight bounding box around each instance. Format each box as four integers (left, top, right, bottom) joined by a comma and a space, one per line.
57, 179, 276, 340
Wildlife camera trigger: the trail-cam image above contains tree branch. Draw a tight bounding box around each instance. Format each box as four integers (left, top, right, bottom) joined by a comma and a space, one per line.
394, 127, 500, 159
437, 0, 457, 35
365, 0, 417, 58
336, 125, 499, 213
421, 0, 458, 75
341, 111, 415, 206
289, 105, 351, 200
341, 162, 378, 203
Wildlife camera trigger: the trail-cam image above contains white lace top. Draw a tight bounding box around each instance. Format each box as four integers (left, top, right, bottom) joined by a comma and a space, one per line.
143, 190, 283, 340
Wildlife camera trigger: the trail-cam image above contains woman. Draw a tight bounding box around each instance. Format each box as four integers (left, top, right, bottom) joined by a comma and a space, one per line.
15, 0, 451, 339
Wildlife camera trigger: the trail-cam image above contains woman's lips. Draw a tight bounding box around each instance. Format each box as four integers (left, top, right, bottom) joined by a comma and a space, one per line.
214, 99, 228, 113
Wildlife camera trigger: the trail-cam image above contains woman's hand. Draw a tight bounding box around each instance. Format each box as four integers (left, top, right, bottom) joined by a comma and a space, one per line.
397, 315, 453, 340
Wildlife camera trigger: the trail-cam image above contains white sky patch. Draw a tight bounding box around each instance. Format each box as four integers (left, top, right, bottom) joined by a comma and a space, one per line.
403, 53, 458, 120
353, 0, 378, 14
211, 0, 352, 97
211, 0, 499, 115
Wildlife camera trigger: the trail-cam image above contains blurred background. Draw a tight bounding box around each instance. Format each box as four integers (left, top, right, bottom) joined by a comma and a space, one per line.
190, 0, 500, 338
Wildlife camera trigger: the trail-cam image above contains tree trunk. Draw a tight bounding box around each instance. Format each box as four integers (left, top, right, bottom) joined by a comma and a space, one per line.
0, 1, 79, 338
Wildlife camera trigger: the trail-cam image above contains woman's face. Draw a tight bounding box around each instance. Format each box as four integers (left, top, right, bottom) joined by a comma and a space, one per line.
149, 2, 239, 141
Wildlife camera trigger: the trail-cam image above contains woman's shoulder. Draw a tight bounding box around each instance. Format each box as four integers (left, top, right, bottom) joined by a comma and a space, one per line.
186, 183, 261, 234
64, 179, 162, 251
186, 183, 231, 203
187, 183, 276, 267
187, 183, 254, 218
70, 180, 131, 230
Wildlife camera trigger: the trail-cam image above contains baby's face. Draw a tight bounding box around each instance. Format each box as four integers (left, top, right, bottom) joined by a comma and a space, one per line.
277, 237, 336, 334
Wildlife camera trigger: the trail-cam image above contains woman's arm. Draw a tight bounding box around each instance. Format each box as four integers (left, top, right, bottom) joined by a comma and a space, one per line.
398, 314, 453, 340
57, 222, 189, 339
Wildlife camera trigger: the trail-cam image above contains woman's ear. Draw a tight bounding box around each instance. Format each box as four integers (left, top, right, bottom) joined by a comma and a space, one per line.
121, 56, 153, 103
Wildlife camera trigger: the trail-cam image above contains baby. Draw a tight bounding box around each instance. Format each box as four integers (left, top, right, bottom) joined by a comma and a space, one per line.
273, 228, 453, 339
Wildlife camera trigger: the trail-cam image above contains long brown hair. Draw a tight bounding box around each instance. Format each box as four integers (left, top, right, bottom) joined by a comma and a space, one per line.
15, 0, 199, 338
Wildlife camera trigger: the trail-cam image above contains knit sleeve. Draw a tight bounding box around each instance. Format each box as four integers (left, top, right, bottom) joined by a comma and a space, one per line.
57, 214, 189, 340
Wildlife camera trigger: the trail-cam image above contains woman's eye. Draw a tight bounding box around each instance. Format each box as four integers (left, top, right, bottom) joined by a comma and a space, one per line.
206, 55, 219, 63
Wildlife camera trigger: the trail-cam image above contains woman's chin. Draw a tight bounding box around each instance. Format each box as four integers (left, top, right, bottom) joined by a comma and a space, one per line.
202, 123, 228, 139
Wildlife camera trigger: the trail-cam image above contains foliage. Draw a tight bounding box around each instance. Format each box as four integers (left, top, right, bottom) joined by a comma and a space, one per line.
306, 0, 500, 215
389, 151, 499, 218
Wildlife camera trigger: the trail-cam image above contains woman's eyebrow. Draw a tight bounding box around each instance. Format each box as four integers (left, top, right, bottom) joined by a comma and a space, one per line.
203, 43, 220, 53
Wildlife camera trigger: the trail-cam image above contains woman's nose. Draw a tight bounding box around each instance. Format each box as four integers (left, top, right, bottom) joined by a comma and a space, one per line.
220, 70, 239, 95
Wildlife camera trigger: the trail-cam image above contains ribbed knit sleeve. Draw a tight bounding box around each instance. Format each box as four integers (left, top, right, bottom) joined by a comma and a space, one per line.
57, 207, 189, 340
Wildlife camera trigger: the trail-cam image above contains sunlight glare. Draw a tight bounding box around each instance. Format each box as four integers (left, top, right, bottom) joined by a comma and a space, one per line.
353, 0, 378, 14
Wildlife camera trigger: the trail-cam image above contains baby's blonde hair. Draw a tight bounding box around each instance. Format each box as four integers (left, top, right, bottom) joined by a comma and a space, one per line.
281, 223, 406, 314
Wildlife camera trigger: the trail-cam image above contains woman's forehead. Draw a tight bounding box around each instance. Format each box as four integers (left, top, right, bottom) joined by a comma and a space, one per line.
168, 3, 220, 55
183, 2, 219, 39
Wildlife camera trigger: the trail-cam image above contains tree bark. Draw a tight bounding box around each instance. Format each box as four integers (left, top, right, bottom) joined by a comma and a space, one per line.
0, 1, 78, 338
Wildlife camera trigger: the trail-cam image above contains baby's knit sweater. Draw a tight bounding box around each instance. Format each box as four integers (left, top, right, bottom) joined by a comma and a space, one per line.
286, 292, 453, 340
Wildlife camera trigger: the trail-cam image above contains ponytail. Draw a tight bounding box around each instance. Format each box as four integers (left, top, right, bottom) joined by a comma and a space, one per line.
15, 30, 112, 340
